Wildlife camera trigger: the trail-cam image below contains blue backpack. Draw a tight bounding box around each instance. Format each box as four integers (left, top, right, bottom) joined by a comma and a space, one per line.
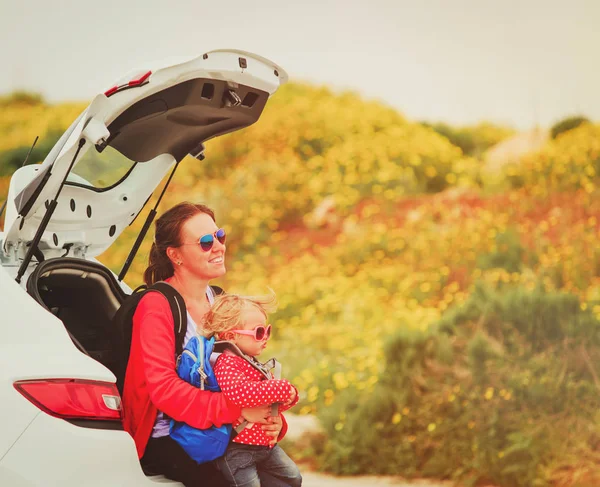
169, 335, 232, 464
170, 336, 282, 464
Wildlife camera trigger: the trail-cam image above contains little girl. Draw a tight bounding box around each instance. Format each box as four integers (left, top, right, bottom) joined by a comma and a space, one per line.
201, 293, 302, 487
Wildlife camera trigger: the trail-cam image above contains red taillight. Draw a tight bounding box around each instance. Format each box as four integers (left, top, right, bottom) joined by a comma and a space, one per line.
14, 379, 122, 421
128, 70, 152, 86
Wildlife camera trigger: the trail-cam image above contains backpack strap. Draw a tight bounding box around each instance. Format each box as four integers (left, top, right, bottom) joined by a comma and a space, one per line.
132, 283, 148, 293
114, 281, 188, 397
197, 336, 214, 391
151, 282, 219, 357
213, 341, 278, 380
147, 281, 187, 357
210, 285, 225, 296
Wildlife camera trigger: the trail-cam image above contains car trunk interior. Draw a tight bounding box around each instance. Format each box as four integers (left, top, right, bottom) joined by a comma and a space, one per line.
26, 257, 128, 380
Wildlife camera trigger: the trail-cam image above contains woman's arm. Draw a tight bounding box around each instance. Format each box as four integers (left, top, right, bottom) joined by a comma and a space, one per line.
214, 354, 294, 408
135, 293, 241, 429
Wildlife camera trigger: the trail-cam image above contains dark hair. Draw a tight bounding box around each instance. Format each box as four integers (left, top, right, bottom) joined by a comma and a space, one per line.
143, 202, 216, 286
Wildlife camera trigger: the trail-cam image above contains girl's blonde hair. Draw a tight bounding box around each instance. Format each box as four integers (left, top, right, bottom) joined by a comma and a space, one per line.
200, 292, 278, 337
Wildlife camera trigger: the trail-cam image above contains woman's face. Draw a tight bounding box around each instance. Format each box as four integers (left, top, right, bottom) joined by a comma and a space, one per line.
172, 212, 226, 281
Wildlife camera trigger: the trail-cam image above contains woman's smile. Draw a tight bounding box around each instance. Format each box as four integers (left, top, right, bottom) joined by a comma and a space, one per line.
209, 255, 224, 264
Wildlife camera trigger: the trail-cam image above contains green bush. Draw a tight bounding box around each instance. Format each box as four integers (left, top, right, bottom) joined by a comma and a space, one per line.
0, 130, 63, 176
476, 229, 529, 273
550, 116, 589, 139
0, 90, 44, 107
422, 121, 515, 158
423, 122, 476, 156
310, 282, 600, 486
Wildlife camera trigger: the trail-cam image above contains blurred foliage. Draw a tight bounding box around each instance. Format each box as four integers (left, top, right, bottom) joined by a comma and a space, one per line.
311, 283, 600, 486
2, 85, 600, 486
0, 129, 63, 176
0, 90, 45, 107
550, 115, 590, 140
163, 83, 483, 257
502, 123, 600, 194
0, 93, 85, 175
476, 228, 530, 273
422, 121, 515, 157
0, 176, 8, 228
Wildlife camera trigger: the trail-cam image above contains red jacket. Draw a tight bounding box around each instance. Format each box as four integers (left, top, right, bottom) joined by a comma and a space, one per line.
122, 289, 243, 458
215, 353, 299, 446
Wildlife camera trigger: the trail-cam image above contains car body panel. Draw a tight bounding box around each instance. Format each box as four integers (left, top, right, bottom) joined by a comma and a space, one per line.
0, 413, 180, 486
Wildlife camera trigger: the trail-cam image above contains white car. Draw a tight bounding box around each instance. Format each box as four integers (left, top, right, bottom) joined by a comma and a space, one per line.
0, 50, 287, 486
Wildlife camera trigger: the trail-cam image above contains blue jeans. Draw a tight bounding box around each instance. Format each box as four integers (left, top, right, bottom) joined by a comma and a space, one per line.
216, 443, 302, 487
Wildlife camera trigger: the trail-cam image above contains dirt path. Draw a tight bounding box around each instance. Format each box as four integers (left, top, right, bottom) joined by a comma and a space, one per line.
301, 471, 451, 487
286, 414, 451, 487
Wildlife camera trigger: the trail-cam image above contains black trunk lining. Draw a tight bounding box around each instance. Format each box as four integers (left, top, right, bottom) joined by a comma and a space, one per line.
27, 258, 127, 377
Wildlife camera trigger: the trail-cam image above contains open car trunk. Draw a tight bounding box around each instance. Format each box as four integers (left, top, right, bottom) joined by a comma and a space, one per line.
3, 50, 288, 265
26, 258, 178, 480
27, 258, 128, 382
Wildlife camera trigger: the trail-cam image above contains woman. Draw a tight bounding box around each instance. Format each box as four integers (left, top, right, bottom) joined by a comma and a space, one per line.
122, 202, 286, 486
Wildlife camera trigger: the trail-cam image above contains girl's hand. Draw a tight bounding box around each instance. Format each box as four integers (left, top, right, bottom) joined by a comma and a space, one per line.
283, 385, 297, 406
240, 405, 271, 423
261, 415, 283, 445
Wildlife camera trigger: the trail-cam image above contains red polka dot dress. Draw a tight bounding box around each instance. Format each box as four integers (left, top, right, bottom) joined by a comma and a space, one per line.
214, 352, 299, 447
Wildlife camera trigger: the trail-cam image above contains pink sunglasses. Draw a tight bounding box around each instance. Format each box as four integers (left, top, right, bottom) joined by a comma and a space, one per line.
231, 324, 272, 341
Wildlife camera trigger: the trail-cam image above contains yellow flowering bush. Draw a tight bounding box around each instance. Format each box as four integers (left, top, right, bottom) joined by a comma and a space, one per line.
178, 83, 480, 256
0, 101, 85, 153
502, 123, 600, 193
426, 121, 515, 157
313, 284, 600, 486
0, 100, 86, 176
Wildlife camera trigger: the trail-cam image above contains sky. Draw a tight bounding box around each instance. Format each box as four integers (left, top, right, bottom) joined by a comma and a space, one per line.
1, 0, 599, 130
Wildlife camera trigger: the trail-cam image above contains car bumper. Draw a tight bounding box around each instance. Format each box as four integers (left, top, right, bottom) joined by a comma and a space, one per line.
0, 412, 181, 486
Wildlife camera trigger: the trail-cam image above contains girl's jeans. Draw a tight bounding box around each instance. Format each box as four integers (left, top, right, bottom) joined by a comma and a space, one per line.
216, 443, 302, 487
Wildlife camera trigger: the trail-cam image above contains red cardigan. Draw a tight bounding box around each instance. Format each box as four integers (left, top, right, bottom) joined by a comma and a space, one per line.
122, 290, 244, 458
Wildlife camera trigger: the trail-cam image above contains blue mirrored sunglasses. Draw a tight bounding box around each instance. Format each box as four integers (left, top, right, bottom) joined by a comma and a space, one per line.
199, 228, 227, 251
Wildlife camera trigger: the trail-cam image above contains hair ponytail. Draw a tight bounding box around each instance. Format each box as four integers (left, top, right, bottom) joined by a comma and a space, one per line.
143, 242, 175, 286
143, 202, 216, 286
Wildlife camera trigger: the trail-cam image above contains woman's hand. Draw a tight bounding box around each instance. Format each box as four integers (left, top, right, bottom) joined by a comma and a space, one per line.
261, 415, 283, 446
240, 405, 271, 424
